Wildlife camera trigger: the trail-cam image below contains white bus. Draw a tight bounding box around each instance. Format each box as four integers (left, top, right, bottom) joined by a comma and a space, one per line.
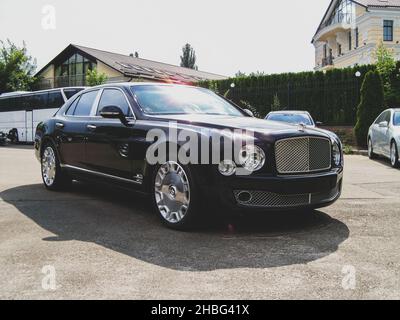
0, 87, 85, 143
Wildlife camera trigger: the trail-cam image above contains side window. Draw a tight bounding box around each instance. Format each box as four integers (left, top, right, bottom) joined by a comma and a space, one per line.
66, 96, 80, 115
384, 111, 391, 123
97, 89, 132, 116
375, 112, 385, 124
73, 90, 99, 116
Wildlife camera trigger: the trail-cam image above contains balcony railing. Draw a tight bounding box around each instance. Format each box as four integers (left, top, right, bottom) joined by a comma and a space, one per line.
320, 13, 352, 31
322, 56, 334, 67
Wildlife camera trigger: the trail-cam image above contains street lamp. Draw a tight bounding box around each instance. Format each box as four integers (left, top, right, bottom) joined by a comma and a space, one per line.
230, 83, 236, 88
355, 71, 361, 77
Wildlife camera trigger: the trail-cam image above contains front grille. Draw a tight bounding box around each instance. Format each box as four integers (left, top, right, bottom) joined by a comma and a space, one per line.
234, 185, 340, 208
275, 136, 331, 174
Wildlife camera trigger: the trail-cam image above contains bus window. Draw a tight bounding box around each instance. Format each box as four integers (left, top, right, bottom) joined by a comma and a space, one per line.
48, 91, 64, 109
63, 88, 84, 100
29, 93, 48, 110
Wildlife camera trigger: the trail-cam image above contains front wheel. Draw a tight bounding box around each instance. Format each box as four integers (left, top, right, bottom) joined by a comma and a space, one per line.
368, 138, 377, 159
390, 141, 399, 168
152, 161, 200, 230
41, 143, 72, 190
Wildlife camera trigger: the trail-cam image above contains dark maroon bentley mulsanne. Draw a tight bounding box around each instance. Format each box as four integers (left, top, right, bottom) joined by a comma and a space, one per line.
35, 83, 343, 230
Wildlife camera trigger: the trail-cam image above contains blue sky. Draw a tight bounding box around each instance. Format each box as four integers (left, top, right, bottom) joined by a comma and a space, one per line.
0, 0, 329, 76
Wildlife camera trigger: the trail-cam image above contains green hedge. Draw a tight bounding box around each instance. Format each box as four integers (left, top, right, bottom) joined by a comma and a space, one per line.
200, 64, 384, 125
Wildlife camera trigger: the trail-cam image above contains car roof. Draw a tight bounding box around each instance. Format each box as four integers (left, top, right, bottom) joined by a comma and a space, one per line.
267, 110, 310, 114
88, 82, 199, 90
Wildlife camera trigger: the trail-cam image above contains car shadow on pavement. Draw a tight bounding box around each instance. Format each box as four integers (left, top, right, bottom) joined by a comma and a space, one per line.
0, 183, 349, 271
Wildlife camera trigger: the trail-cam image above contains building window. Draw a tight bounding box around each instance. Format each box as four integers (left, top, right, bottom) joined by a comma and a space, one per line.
55, 53, 95, 87
383, 20, 394, 42
355, 27, 359, 48
348, 31, 352, 51
338, 44, 342, 56
326, 0, 354, 27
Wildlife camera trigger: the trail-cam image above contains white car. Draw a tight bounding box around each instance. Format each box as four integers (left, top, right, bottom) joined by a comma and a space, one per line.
368, 108, 400, 168
265, 111, 321, 127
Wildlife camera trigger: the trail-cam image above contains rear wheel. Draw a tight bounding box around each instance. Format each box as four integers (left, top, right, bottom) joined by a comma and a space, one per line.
390, 141, 399, 168
152, 161, 200, 230
41, 143, 72, 190
368, 138, 377, 159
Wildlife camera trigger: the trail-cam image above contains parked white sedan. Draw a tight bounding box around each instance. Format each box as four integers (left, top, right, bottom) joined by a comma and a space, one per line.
368, 108, 400, 168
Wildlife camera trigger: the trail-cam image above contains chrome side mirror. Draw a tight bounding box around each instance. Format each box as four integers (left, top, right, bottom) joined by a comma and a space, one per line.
379, 121, 389, 128
244, 109, 254, 117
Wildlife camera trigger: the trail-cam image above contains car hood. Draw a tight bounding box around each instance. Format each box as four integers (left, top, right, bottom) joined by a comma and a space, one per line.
151, 114, 336, 141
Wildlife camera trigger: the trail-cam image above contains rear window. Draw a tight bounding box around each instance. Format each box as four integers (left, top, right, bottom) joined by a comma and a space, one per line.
68, 90, 98, 116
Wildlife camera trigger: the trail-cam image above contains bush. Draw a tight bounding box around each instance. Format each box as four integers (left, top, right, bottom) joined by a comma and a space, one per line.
354, 71, 384, 147
86, 68, 108, 86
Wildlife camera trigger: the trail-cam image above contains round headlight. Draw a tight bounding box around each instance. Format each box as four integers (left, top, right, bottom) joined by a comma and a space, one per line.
239, 145, 266, 172
332, 142, 341, 166
218, 160, 237, 176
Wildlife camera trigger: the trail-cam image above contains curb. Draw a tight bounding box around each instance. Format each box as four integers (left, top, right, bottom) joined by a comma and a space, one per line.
345, 150, 368, 156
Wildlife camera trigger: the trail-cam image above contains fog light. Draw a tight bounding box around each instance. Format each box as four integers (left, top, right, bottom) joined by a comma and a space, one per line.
218, 160, 236, 176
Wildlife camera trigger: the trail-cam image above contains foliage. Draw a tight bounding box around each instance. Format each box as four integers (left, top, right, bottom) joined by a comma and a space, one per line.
235, 70, 246, 77
199, 64, 376, 125
0, 39, 38, 94
270, 93, 281, 111
354, 71, 385, 147
373, 41, 398, 105
86, 68, 108, 86
180, 43, 197, 70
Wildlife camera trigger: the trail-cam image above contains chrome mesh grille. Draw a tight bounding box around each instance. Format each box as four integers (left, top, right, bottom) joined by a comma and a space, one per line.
234, 185, 340, 208
234, 190, 310, 208
275, 137, 331, 174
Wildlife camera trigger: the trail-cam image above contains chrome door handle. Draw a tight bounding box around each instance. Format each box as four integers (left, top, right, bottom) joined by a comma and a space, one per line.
55, 122, 64, 129
87, 124, 97, 130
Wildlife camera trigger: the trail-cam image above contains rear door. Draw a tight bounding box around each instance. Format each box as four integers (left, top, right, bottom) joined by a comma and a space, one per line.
57, 89, 100, 168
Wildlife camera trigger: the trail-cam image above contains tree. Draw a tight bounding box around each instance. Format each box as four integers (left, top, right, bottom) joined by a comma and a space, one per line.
180, 43, 197, 70
235, 70, 246, 77
0, 40, 38, 94
86, 68, 108, 86
354, 70, 384, 147
373, 41, 397, 105
270, 93, 281, 111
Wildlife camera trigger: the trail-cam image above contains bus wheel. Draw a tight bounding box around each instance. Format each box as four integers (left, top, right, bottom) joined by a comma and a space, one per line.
41, 143, 72, 190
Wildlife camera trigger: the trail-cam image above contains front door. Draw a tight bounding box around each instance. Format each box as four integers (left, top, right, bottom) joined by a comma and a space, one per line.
85, 88, 135, 180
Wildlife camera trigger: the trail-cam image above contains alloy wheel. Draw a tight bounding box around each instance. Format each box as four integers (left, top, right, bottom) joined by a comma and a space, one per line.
42, 147, 57, 186
154, 161, 190, 224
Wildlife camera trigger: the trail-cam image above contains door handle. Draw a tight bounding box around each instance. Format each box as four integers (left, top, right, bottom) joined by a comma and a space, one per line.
87, 124, 97, 130
55, 122, 65, 129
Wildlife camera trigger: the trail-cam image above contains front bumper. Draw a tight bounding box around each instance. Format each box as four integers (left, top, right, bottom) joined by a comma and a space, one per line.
213, 168, 343, 211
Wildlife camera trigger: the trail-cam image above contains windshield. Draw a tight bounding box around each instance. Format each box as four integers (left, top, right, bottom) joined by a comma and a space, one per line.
266, 113, 313, 126
131, 85, 244, 116
394, 112, 400, 126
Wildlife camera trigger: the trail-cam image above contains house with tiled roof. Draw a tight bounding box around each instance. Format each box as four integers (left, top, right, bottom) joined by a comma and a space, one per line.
36, 44, 227, 89
312, 0, 400, 70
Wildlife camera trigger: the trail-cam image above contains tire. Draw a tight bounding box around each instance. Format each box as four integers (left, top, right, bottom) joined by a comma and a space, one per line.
390, 141, 400, 168
41, 142, 72, 191
152, 161, 201, 230
368, 137, 377, 159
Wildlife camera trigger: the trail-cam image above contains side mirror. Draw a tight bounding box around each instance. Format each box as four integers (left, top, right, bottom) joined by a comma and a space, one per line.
315, 121, 323, 126
100, 105, 129, 126
379, 121, 388, 128
244, 109, 254, 117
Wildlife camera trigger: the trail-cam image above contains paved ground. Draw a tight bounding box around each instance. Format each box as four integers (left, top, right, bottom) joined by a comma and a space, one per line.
0, 145, 399, 299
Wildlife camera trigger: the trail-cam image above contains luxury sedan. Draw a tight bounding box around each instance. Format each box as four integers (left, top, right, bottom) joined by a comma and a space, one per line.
35, 83, 343, 230
368, 108, 400, 168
